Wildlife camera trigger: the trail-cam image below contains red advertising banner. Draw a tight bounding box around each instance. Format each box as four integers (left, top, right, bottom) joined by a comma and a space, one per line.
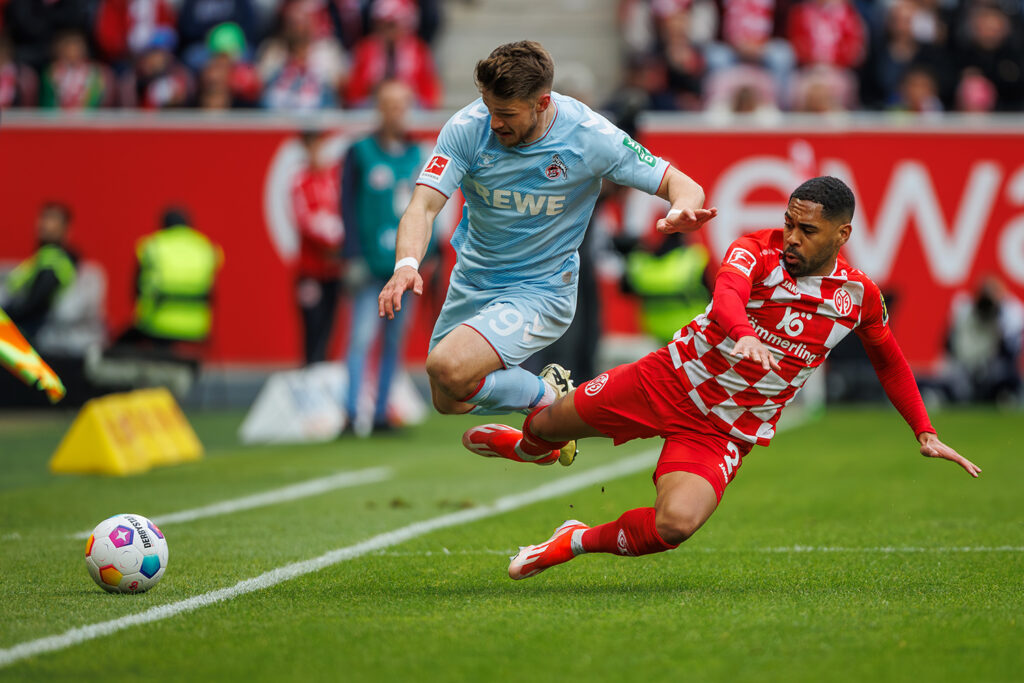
0, 117, 445, 364
1, 116, 1021, 368
642, 123, 1024, 368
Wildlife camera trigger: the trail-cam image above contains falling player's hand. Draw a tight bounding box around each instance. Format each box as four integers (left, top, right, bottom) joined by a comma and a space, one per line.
918, 432, 981, 478
656, 206, 718, 234
378, 266, 423, 320
730, 335, 782, 373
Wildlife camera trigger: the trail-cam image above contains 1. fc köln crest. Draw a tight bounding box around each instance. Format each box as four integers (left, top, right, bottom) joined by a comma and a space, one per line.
543, 153, 568, 180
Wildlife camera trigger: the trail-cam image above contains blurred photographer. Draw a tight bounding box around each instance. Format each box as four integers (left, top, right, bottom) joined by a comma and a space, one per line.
941, 275, 1023, 404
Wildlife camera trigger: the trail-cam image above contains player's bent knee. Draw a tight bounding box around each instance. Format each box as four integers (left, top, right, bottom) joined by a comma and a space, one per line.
430, 391, 461, 415
425, 352, 478, 401
433, 402, 460, 416
654, 505, 706, 546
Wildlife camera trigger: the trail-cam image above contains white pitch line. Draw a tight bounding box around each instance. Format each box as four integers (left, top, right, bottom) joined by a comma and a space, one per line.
69, 467, 393, 539
1, 449, 659, 669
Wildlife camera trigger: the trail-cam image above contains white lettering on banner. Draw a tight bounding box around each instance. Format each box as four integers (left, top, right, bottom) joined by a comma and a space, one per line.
827, 160, 1001, 285
710, 156, 1009, 287
709, 157, 797, 259
999, 166, 1024, 286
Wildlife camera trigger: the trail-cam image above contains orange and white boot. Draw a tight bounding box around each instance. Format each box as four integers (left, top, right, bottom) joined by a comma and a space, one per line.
462, 424, 559, 466
508, 520, 590, 580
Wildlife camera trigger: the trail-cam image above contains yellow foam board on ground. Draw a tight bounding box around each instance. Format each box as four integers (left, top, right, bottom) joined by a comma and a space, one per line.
49, 394, 153, 476
134, 388, 204, 463
114, 393, 179, 468
49, 387, 203, 475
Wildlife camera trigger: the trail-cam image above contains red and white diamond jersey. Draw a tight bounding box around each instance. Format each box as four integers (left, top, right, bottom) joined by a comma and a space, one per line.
667, 229, 889, 446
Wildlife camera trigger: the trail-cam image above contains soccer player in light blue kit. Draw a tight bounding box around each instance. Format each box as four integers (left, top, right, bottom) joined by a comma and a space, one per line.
378, 41, 716, 464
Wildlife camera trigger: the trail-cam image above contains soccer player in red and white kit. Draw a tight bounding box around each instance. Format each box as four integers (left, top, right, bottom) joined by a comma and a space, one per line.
463, 176, 982, 580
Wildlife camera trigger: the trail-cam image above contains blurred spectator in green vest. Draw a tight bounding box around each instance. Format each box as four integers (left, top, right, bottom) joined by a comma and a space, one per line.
1, 202, 78, 343
123, 207, 224, 346
620, 231, 710, 346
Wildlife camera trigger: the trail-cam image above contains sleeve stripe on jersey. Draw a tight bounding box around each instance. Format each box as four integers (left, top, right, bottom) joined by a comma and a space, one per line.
657, 164, 671, 193
415, 181, 451, 199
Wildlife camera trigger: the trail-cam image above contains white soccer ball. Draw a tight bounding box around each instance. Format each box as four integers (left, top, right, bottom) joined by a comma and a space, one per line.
84, 513, 169, 594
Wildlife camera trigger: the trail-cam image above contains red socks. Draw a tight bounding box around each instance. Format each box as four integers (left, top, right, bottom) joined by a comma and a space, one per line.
518, 406, 568, 457
517, 411, 678, 559
581, 507, 678, 556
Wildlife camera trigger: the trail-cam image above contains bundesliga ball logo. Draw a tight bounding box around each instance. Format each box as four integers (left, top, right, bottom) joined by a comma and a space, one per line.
84, 513, 169, 594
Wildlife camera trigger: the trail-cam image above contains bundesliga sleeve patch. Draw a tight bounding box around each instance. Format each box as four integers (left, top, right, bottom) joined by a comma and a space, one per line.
725, 247, 757, 276
421, 154, 451, 182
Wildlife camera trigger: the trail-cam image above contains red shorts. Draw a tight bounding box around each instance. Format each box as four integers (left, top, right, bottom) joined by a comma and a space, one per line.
573, 348, 752, 501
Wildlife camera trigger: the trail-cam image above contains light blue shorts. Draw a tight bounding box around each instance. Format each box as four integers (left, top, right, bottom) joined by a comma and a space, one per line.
429, 269, 577, 368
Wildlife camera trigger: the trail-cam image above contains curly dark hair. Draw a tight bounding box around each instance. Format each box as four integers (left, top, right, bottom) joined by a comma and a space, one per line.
790, 176, 855, 223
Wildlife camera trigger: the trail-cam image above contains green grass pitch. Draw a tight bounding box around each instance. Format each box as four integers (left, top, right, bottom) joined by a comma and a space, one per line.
0, 406, 1020, 682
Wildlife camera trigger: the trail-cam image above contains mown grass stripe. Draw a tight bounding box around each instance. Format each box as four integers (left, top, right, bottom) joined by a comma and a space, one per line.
1, 449, 659, 669
68, 467, 394, 539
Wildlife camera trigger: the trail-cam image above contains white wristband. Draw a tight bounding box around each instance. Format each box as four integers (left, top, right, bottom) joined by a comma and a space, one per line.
666, 208, 682, 220
394, 257, 420, 272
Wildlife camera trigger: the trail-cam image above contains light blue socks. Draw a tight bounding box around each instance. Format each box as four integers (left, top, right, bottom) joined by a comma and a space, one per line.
466, 366, 548, 415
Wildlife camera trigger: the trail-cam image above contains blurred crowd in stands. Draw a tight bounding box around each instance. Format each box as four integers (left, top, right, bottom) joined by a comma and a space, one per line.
613, 0, 1024, 116
0, 0, 443, 110
2, 0, 1023, 114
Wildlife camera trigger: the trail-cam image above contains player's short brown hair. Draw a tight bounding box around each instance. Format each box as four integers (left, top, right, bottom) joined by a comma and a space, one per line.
474, 41, 554, 101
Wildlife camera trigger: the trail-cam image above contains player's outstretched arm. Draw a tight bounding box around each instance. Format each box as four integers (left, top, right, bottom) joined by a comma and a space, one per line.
858, 321, 981, 478
918, 432, 982, 477
655, 167, 717, 234
379, 185, 448, 320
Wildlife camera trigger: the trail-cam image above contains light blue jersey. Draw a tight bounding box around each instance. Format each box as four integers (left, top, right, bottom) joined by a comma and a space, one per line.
417, 92, 670, 291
